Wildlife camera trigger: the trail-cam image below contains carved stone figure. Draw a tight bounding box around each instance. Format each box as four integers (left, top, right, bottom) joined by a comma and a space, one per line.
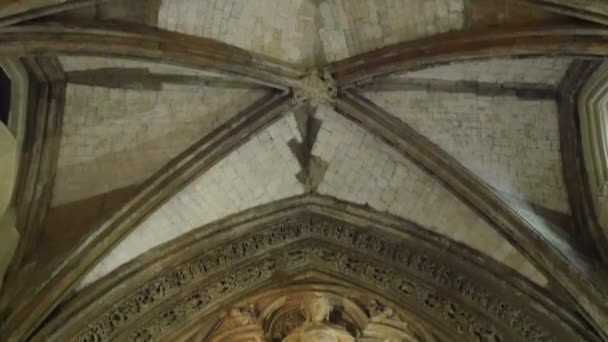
367, 300, 397, 321
207, 304, 266, 342
362, 300, 426, 342
282, 294, 355, 342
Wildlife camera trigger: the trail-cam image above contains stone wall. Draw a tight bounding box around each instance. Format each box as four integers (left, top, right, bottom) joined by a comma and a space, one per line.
156, 0, 464, 64
79, 113, 304, 287
368, 90, 570, 214
313, 107, 546, 285
59, 56, 227, 77
157, 0, 317, 64
319, 0, 464, 61
397, 57, 573, 85
54, 83, 264, 206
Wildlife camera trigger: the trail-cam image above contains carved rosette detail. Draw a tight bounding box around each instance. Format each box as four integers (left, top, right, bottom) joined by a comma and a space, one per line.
292, 69, 337, 106
73, 217, 562, 342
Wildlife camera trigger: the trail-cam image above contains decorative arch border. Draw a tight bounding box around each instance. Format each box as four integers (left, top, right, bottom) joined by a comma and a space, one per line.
35, 197, 597, 342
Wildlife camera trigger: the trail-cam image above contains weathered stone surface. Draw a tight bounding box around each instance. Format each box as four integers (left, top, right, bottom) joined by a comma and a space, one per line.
157, 0, 317, 64
53, 84, 265, 206
58, 213, 588, 342
59, 56, 226, 78
368, 90, 570, 214
313, 107, 546, 285
396, 57, 573, 85
79, 113, 305, 286
0, 123, 18, 291
318, 0, 464, 62
0, 123, 16, 215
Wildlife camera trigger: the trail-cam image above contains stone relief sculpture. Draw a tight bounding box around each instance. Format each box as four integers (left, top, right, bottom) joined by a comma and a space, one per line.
207, 304, 267, 342
68, 217, 589, 342
360, 300, 427, 342
282, 294, 355, 342
206, 292, 433, 342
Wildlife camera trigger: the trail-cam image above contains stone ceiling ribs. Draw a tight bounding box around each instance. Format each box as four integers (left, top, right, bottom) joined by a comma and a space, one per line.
0, 22, 305, 90
329, 25, 608, 88
2, 56, 66, 295
334, 89, 608, 339
558, 60, 608, 263
1, 2, 608, 340
0, 91, 298, 342
518, 0, 608, 25
359, 77, 557, 100
65, 68, 265, 91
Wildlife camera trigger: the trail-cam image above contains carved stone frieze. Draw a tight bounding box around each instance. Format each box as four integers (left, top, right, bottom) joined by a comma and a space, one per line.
65, 214, 588, 342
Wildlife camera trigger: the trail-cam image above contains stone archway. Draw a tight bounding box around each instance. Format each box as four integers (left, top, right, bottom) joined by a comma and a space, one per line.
37, 206, 596, 342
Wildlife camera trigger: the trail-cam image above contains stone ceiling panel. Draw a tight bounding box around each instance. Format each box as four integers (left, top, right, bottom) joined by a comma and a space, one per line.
395, 57, 573, 85
59, 56, 228, 78
368, 90, 570, 214
313, 107, 546, 285
53, 84, 266, 206
79, 113, 305, 287
319, 0, 464, 62
157, 0, 316, 64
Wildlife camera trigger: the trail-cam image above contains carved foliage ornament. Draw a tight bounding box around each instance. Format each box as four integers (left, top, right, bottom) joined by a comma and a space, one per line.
68, 215, 586, 342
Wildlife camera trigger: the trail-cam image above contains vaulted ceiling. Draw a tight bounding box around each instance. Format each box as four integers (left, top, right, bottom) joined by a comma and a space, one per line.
1, 0, 608, 341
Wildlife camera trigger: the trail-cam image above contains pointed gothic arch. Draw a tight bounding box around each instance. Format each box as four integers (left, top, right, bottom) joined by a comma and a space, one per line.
35, 197, 596, 342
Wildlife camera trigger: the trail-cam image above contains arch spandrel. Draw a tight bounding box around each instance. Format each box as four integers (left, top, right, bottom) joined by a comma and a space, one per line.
35, 203, 596, 342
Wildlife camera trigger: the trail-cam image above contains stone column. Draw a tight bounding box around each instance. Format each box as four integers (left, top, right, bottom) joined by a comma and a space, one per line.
0, 123, 19, 290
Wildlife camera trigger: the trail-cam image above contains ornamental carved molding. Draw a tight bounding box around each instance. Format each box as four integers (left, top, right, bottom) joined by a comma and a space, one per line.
38, 210, 596, 342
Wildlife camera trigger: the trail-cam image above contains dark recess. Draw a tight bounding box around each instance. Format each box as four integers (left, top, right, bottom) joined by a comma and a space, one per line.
0, 67, 10, 126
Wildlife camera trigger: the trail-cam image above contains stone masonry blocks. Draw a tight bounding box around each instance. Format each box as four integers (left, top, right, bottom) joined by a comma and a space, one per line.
368, 90, 570, 214
59, 56, 227, 78
313, 107, 547, 285
54, 84, 265, 205
79, 113, 305, 287
319, 0, 464, 62
398, 58, 574, 85
157, 0, 317, 63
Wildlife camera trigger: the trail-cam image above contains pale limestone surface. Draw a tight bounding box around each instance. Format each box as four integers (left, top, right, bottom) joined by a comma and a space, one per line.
157, 0, 317, 64
59, 56, 228, 77
368, 91, 570, 213
62, 1, 569, 290
79, 113, 304, 287
156, 0, 464, 64
0, 124, 18, 291
0, 124, 16, 215
397, 58, 574, 85
53, 84, 265, 206
313, 107, 547, 285
318, 0, 464, 62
